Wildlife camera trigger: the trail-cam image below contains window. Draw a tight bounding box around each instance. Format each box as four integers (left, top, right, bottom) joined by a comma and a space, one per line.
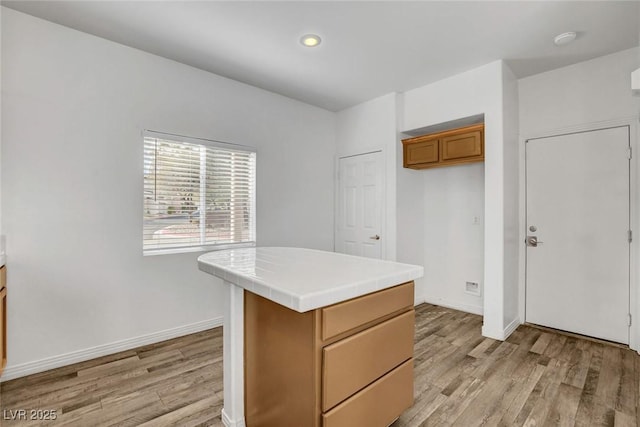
143, 131, 256, 254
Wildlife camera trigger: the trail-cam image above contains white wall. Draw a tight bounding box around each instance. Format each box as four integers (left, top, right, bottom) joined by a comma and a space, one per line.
520, 47, 639, 135
501, 62, 520, 327
395, 94, 426, 300
336, 93, 398, 261
417, 163, 485, 314
0, 6, 3, 234
401, 61, 519, 338
395, 145, 426, 302
1, 8, 336, 378
519, 47, 640, 349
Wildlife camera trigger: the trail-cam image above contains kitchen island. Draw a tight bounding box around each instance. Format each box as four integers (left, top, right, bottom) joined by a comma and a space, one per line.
198, 247, 423, 427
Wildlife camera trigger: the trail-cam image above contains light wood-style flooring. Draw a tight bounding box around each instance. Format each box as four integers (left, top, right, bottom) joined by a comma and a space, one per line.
1, 303, 638, 426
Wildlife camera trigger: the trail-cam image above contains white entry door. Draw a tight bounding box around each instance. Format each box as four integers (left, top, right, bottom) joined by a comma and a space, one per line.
525, 126, 630, 344
335, 151, 383, 259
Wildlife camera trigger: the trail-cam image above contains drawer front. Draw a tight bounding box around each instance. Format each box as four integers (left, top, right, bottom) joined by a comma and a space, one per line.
405, 139, 438, 166
441, 130, 483, 161
323, 359, 413, 427
0, 266, 5, 290
322, 282, 413, 340
322, 310, 414, 411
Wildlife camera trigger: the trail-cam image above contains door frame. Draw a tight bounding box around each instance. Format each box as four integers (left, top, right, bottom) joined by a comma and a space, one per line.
518, 117, 639, 351
334, 148, 387, 260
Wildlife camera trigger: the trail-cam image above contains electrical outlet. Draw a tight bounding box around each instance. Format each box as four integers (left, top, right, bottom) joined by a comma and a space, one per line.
465, 281, 481, 296
472, 216, 480, 225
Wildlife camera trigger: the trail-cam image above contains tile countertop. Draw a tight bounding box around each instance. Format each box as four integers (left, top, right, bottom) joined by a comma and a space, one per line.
198, 247, 424, 313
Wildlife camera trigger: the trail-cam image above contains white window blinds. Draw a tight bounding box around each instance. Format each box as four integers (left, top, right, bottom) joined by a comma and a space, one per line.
143, 132, 256, 254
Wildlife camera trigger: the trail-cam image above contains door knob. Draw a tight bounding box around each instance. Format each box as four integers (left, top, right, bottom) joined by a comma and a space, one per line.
370, 235, 380, 240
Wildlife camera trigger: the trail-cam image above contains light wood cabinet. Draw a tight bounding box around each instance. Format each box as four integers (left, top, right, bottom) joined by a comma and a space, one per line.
404, 138, 439, 167
402, 123, 484, 169
0, 266, 6, 376
323, 359, 413, 427
322, 310, 414, 411
244, 282, 415, 427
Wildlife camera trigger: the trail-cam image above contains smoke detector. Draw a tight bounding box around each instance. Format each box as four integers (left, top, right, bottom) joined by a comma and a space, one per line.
553, 32, 577, 46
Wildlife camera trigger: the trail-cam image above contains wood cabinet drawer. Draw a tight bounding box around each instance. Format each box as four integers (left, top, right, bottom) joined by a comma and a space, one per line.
323, 358, 413, 427
322, 310, 414, 411
321, 282, 413, 341
405, 138, 438, 166
440, 130, 483, 161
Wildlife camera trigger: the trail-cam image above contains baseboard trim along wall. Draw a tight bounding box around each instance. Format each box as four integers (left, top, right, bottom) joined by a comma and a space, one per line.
416, 294, 484, 316
221, 409, 247, 427
1, 317, 223, 382
415, 295, 521, 342
482, 317, 521, 341
502, 317, 521, 340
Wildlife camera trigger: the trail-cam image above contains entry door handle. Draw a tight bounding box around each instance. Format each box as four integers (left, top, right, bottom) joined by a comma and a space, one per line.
526, 236, 543, 247
370, 235, 380, 240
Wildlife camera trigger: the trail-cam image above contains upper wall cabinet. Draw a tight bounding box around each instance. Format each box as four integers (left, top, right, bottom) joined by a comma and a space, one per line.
402, 124, 484, 169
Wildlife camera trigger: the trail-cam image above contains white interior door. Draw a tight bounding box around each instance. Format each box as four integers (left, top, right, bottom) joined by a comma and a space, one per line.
525, 126, 630, 344
336, 151, 383, 259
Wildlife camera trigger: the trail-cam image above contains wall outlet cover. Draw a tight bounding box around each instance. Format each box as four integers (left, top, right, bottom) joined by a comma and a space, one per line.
465, 281, 481, 296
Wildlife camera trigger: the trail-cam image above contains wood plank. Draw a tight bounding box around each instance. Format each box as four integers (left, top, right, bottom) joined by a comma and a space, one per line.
420, 376, 485, 426
396, 384, 447, 426
542, 383, 582, 426
137, 395, 222, 427
616, 349, 636, 415
2, 303, 639, 427
530, 332, 554, 354
596, 346, 624, 409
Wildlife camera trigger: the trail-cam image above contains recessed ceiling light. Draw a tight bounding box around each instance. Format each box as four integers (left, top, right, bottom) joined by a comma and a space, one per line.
554, 32, 577, 46
300, 34, 321, 48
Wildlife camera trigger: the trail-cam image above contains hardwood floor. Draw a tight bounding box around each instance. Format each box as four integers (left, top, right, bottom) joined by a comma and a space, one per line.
1, 303, 638, 426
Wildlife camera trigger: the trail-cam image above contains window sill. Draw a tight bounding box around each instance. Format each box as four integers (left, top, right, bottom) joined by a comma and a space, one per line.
143, 242, 256, 257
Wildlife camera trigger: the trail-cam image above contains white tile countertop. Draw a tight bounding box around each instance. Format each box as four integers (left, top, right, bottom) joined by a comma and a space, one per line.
198, 247, 424, 312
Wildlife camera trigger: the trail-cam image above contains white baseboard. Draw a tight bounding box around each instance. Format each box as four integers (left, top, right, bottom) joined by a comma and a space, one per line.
1, 317, 223, 382
221, 409, 246, 427
416, 294, 483, 316
416, 295, 520, 342
503, 317, 521, 339
482, 317, 521, 341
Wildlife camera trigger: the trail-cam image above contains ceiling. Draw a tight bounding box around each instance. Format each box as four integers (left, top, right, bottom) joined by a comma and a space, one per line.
2, 1, 639, 111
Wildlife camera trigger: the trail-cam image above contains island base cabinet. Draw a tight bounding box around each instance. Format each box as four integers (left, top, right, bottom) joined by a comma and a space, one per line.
323, 359, 414, 427
0, 266, 5, 375
244, 282, 415, 427
244, 291, 317, 427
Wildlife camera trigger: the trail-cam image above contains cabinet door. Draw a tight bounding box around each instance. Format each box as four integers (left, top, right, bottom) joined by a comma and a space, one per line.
440, 130, 483, 161
404, 139, 438, 167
